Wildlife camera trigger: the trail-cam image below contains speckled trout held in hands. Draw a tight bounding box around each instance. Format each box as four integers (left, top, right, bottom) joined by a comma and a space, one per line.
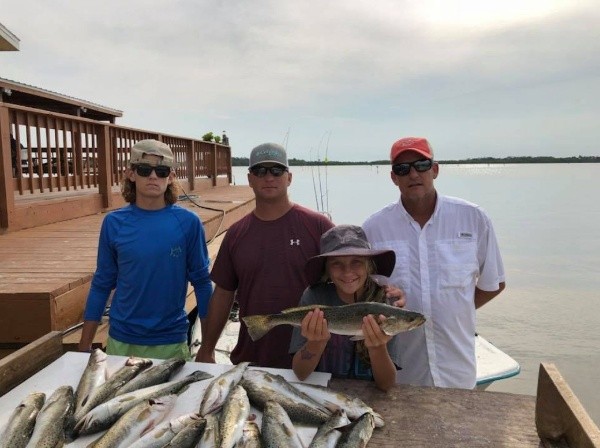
243, 302, 426, 342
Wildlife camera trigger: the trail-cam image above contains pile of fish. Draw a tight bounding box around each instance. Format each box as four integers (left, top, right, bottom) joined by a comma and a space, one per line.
0, 351, 384, 447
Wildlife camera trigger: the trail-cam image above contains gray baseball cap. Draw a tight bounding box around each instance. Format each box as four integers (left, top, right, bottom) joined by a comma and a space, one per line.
130, 139, 175, 167
249, 143, 288, 168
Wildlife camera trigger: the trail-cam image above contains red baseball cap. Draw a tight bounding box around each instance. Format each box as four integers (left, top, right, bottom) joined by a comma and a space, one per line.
390, 137, 433, 163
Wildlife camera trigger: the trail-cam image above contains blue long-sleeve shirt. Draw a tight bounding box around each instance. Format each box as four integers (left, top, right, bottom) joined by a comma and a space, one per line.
84, 204, 212, 345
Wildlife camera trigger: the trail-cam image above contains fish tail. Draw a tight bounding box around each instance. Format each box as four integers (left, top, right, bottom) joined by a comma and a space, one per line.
242, 315, 275, 341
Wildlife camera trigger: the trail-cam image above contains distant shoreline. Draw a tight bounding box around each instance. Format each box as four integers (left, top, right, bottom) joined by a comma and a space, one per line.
232, 156, 600, 167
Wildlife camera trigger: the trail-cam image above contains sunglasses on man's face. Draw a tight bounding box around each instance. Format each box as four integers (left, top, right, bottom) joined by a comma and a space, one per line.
249, 165, 287, 177
133, 164, 171, 178
392, 159, 433, 176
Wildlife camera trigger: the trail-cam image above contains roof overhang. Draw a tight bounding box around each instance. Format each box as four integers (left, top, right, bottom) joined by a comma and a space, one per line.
0, 78, 123, 122
0, 23, 20, 51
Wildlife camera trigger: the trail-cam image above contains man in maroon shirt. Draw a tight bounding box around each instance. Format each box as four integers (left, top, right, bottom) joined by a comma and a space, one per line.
196, 143, 334, 368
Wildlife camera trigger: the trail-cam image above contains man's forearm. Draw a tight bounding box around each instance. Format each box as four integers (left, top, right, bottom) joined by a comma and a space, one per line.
475, 282, 506, 309
200, 301, 233, 349
197, 286, 235, 360
78, 320, 100, 352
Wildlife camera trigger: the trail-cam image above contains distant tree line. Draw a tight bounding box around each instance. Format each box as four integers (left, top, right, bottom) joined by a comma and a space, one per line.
232, 155, 600, 167
440, 155, 600, 164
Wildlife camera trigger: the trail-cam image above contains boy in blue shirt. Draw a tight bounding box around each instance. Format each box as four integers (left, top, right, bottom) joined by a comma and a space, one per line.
78, 139, 212, 360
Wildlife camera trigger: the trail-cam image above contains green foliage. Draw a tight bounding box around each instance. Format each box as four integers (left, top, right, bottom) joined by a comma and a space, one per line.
202, 132, 214, 142
214, 135, 222, 144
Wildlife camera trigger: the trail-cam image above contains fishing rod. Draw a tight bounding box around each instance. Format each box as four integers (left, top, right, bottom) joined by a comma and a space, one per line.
311, 131, 332, 220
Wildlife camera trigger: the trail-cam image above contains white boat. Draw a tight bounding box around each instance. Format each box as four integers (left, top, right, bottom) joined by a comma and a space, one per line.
476, 334, 521, 389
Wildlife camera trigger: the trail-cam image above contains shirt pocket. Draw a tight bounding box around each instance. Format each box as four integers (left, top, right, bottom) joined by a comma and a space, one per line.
436, 240, 478, 289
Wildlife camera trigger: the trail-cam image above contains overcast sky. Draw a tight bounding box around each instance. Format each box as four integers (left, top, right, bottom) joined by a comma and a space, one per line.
2, 0, 599, 161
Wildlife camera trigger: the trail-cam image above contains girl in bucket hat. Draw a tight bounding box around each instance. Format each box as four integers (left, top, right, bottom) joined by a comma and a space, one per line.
290, 224, 405, 391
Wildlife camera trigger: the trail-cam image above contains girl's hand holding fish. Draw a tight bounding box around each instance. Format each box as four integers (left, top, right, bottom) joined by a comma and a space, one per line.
294, 308, 332, 381
301, 308, 331, 343
362, 314, 393, 349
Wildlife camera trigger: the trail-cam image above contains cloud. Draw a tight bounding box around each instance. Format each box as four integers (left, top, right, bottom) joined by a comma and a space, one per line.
1, 0, 599, 160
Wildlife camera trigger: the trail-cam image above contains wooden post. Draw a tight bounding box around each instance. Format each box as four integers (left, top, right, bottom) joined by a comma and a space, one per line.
187, 140, 195, 191
212, 142, 217, 187
536, 363, 600, 447
0, 331, 64, 396
226, 144, 232, 184
73, 127, 84, 188
96, 123, 113, 209
0, 105, 15, 230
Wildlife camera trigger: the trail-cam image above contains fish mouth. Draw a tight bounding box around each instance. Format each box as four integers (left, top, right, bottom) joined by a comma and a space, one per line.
409, 316, 426, 330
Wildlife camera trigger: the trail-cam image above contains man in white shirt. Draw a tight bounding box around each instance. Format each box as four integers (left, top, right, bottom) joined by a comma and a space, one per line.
363, 137, 505, 389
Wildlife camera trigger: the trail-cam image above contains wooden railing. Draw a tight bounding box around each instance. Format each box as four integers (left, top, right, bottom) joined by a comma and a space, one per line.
0, 103, 231, 231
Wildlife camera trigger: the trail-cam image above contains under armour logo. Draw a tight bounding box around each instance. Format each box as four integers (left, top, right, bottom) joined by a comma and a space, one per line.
290, 239, 300, 246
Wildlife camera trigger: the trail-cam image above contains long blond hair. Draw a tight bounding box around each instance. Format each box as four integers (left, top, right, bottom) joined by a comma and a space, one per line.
120, 168, 182, 205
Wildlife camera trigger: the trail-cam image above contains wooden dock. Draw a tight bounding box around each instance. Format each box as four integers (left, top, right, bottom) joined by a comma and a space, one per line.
329, 365, 600, 447
0, 184, 255, 346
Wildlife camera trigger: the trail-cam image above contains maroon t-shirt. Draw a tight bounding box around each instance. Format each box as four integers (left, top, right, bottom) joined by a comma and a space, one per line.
210, 204, 334, 368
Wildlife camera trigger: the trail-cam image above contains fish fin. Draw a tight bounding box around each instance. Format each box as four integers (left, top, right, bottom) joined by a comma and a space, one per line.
349, 335, 365, 341
72, 413, 89, 437
188, 370, 213, 382
322, 400, 342, 413
176, 384, 191, 395
281, 304, 332, 314
242, 315, 274, 341
140, 420, 157, 437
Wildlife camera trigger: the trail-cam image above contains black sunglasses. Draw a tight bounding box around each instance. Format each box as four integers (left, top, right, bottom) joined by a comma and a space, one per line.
133, 164, 171, 178
392, 159, 433, 176
249, 165, 287, 177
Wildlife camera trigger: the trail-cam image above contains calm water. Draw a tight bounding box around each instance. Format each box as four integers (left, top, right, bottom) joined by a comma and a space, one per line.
232, 163, 600, 424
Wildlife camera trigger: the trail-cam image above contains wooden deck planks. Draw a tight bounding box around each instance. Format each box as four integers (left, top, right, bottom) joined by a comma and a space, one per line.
330, 378, 542, 447
0, 184, 255, 344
